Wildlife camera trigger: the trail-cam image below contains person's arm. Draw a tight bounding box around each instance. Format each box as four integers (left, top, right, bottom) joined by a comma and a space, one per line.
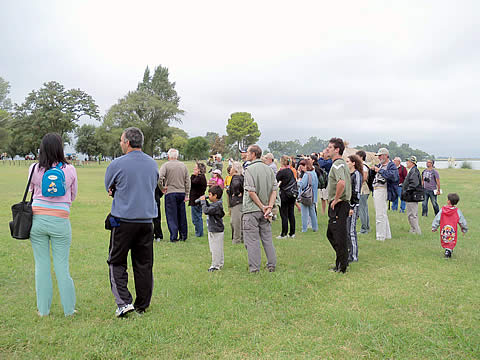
457, 209, 468, 233
331, 180, 345, 209
379, 162, 399, 182
70, 166, 78, 201
435, 170, 441, 192
158, 164, 167, 193
431, 209, 443, 231
248, 191, 268, 214
184, 166, 191, 202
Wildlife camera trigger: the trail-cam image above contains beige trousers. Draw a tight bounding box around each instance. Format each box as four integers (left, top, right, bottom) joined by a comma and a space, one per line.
406, 202, 421, 234
373, 187, 391, 241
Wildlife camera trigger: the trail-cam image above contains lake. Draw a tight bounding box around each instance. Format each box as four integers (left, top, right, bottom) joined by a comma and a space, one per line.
415, 160, 480, 170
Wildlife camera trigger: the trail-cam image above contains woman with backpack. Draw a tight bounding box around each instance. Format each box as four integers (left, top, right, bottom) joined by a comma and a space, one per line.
276, 155, 297, 239
27, 133, 78, 317
297, 159, 319, 233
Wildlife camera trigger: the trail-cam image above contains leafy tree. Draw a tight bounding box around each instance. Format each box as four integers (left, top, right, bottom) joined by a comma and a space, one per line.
95, 123, 124, 159
268, 140, 303, 158
0, 77, 12, 111
357, 141, 432, 161
211, 135, 227, 155
225, 112, 261, 158
75, 124, 101, 159
205, 132, 219, 148
8, 81, 99, 156
300, 137, 329, 155
104, 65, 184, 156
184, 136, 209, 160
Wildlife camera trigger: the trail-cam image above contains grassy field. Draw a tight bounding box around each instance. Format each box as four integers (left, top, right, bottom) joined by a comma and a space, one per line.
0, 161, 479, 359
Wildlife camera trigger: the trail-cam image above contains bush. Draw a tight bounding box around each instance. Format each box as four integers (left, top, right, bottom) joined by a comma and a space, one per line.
461, 161, 472, 169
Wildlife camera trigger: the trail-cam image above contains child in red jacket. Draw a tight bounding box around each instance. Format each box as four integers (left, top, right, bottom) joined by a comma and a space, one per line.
432, 193, 468, 258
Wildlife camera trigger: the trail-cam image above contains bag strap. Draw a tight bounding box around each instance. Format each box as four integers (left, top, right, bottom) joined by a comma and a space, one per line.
23, 163, 37, 203
307, 172, 312, 186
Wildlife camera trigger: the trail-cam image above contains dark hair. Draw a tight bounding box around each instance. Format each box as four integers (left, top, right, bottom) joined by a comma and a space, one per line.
356, 150, 366, 161
227, 165, 232, 174
447, 193, 459, 206
299, 159, 314, 171
123, 127, 144, 148
209, 185, 223, 199
248, 144, 262, 159
196, 162, 206, 175
38, 133, 69, 170
310, 154, 318, 162
328, 137, 345, 155
348, 154, 363, 173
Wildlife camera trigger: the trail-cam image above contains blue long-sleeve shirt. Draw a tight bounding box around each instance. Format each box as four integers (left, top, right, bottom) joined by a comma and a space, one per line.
105, 150, 159, 222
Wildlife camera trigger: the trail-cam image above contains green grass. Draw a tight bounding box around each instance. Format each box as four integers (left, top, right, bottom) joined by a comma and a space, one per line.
0, 162, 479, 359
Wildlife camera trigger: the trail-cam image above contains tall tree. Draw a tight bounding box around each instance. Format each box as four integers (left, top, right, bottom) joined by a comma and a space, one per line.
225, 112, 261, 158
104, 65, 184, 156
0, 77, 13, 153
75, 124, 101, 159
0, 77, 12, 111
8, 81, 99, 156
184, 136, 209, 160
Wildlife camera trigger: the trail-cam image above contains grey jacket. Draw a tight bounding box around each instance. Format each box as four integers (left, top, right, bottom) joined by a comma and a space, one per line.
201, 199, 225, 233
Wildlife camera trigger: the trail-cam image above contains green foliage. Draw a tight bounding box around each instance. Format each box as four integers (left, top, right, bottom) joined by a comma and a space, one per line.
225, 112, 261, 156
461, 161, 472, 169
95, 124, 123, 159
205, 132, 219, 148
268, 137, 329, 159
184, 136, 209, 160
8, 81, 99, 156
104, 65, 184, 156
0, 76, 13, 111
357, 141, 432, 161
75, 124, 101, 158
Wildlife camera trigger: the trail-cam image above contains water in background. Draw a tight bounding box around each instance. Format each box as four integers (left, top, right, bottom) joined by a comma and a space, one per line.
415, 160, 480, 170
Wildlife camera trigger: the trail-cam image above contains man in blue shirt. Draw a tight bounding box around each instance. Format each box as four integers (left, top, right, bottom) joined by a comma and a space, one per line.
105, 127, 158, 317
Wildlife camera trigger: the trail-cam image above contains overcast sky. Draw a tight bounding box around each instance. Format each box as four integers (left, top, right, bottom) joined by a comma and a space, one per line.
1, 0, 479, 157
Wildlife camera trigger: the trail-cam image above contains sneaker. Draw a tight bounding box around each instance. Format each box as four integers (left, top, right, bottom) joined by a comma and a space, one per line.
135, 308, 146, 315
115, 303, 135, 318
289, 234, 296, 239
267, 266, 275, 272
154, 238, 162, 242
444, 249, 452, 258
276, 235, 287, 239
208, 266, 220, 272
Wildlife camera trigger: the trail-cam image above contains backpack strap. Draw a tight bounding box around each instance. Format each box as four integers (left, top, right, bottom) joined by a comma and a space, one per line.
24, 163, 37, 203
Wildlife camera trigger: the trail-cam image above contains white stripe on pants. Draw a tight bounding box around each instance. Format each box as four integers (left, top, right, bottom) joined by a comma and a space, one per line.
208, 231, 224, 268
373, 187, 391, 241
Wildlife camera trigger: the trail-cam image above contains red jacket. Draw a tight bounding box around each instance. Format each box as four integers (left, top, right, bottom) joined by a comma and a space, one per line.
439, 206, 460, 250
398, 165, 407, 185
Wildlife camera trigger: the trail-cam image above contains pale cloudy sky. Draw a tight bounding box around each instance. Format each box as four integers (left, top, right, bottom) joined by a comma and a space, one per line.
1, 0, 479, 157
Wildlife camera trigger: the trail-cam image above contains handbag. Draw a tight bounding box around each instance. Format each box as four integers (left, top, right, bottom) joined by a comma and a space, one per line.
9, 163, 37, 240
283, 179, 298, 199
298, 172, 313, 206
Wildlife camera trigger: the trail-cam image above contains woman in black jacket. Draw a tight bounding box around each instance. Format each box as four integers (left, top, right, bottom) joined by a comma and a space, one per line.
189, 162, 208, 237
346, 154, 364, 263
401, 156, 423, 234
227, 162, 244, 244
276, 155, 297, 239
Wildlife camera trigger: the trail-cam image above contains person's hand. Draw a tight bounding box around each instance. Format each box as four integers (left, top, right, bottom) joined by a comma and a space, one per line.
330, 199, 339, 209
374, 166, 380, 173
200, 195, 206, 201
108, 188, 114, 197
262, 204, 272, 216
349, 209, 354, 216
162, 186, 168, 194
432, 228, 437, 232
184, 196, 189, 203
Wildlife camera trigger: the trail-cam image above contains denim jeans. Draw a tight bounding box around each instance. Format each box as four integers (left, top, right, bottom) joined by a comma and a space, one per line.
190, 204, 203, 237
301, 203, 318, 232
165, 192, 188, 241
391, 184, 406, 212
358, 194, 370, 233
422, 189, 439, 216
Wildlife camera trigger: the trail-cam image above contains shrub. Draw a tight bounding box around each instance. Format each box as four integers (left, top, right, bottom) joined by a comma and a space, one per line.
461, 161, 472, 169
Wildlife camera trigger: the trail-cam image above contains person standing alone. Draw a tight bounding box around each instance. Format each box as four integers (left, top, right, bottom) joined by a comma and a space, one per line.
105, 127, 158, 317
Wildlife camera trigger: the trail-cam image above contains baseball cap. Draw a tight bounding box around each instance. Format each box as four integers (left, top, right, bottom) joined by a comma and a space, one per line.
406, 155, 417, 164
212, 169, 222, 175
375, 148, 389, 156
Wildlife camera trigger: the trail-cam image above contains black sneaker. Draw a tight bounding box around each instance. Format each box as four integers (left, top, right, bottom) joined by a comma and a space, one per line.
444, 249, 452, 258
208, 267, 220, 272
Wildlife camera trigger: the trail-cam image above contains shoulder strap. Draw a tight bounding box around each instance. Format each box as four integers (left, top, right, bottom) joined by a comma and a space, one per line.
307, 172, 312, 185
24, 163, 37, 203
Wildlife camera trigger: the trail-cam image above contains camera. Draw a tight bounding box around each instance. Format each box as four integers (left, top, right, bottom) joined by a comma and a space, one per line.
195, 198, 202, 204
376, 175, 386, 185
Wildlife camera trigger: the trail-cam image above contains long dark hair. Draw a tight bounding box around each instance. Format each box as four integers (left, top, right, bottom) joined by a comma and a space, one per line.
348, 154, 363, 173
38, 133, 69, 170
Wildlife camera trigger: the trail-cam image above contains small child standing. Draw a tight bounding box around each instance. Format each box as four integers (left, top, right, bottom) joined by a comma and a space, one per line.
432, 193, 468, 258
200, 185, 225, 271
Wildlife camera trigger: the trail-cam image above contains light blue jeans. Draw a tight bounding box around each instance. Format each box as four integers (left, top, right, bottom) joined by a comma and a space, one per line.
301, 203, 318, 232
30, 215, 75, 316
190, 204, 204, 237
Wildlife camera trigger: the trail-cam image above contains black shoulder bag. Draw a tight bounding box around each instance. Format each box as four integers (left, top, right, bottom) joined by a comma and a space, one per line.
9, 163, 37, 240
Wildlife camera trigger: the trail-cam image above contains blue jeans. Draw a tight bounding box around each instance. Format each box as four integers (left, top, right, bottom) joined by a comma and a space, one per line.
165, 193, 188, 241
301, 203, 318, 232
358, 194, 370, 233
422, 189, 439, 216
391, 184, 406, 212
190, 204, 204, 237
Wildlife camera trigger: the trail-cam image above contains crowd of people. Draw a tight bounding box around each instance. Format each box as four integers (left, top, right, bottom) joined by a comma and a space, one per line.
24, 129, 469, 318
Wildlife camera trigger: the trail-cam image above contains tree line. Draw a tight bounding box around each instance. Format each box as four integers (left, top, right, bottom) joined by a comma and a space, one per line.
0, 71, 432, 161
0, 67, 260, 160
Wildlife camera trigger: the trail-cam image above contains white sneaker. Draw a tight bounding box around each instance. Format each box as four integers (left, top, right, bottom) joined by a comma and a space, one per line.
115, 303, 135, 318
276, 235, 287, 239
289, 234, 296, 239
